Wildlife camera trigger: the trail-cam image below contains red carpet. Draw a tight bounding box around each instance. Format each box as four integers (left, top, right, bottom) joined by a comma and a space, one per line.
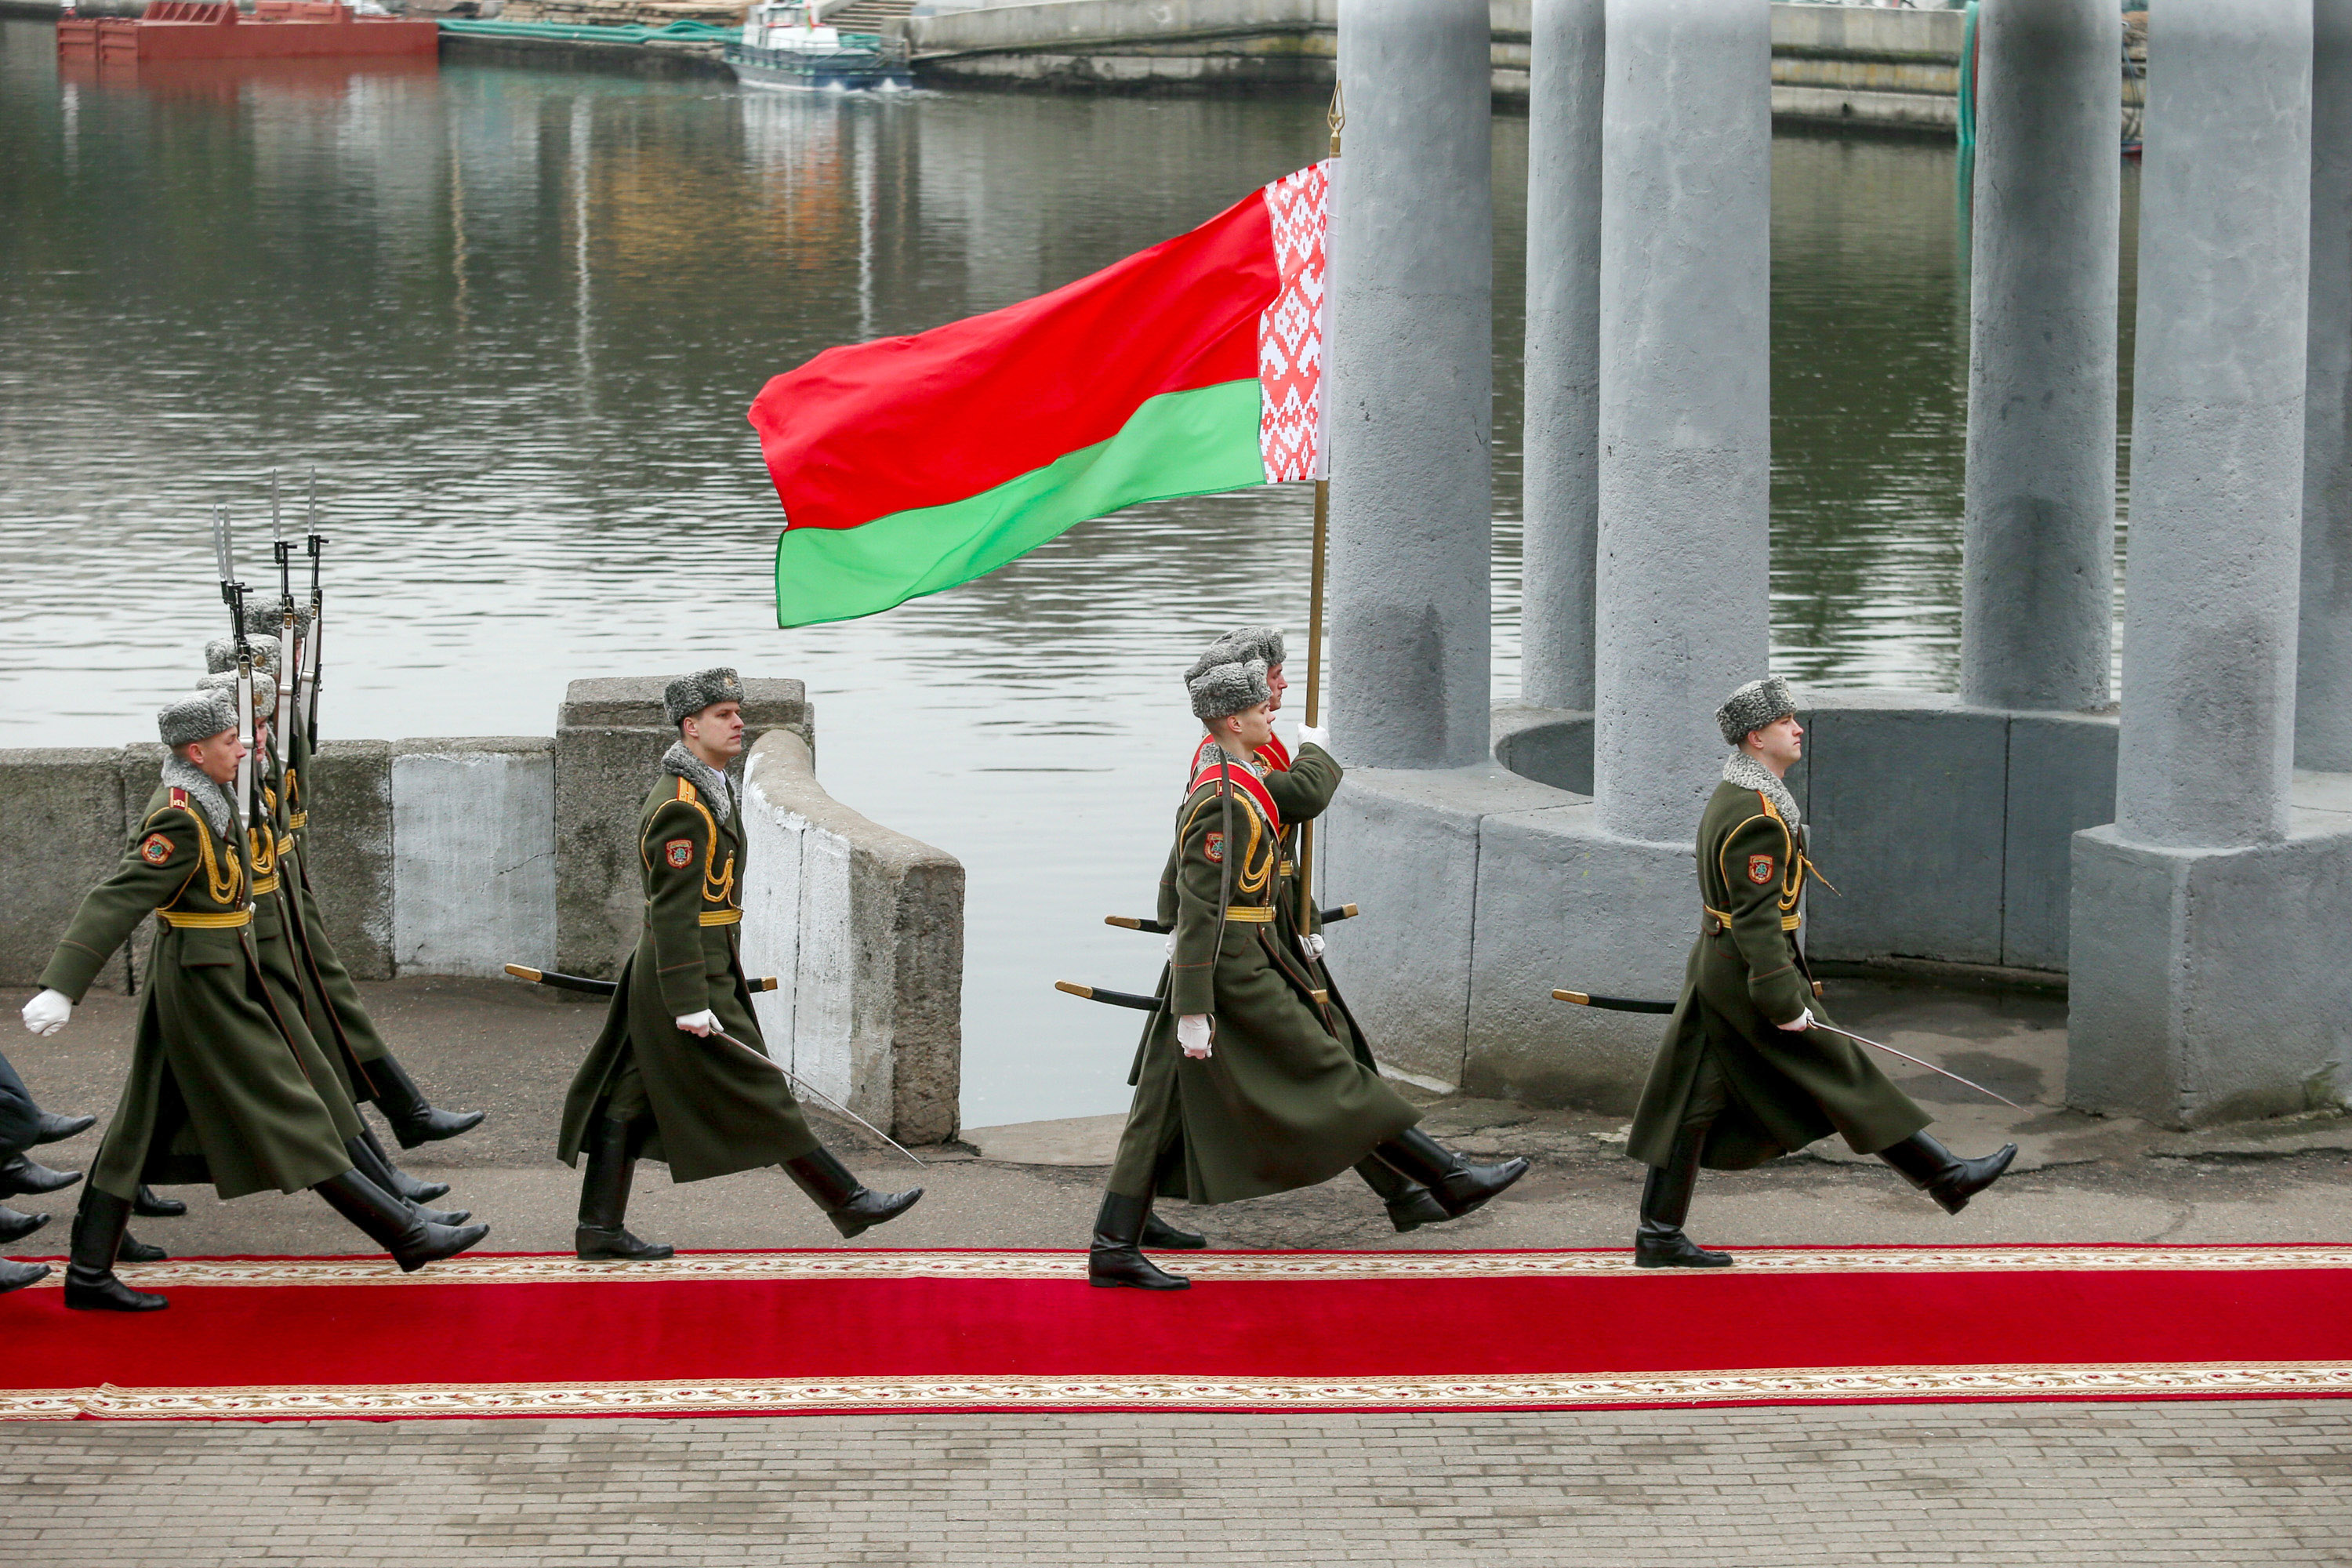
2, 1246, 2348, 1421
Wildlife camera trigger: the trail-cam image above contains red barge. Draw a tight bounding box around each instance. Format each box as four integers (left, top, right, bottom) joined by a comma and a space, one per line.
57, 0, 438, 65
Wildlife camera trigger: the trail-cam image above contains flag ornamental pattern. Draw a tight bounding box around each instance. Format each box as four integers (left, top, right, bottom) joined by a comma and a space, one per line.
752, 162, 1333, 628
1258, 161, 1330, 484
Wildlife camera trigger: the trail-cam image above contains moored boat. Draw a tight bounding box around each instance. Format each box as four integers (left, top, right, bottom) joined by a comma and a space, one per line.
725, 1, 908, 92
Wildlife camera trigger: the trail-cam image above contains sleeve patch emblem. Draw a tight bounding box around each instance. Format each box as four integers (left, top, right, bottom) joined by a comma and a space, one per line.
1748, 854, 1776, 886
1204, 831, 1225, 864
665, 839, 695, 869
140, 833, 173, 866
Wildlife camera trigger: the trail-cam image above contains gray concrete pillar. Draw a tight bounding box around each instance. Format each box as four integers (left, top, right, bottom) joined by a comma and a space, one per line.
1519, 0, 1606, 713
1958, 0, 2120, 713
1327, 0, 1494, 770
2114, 0, 2311, 849
1590, 0, 1773, 844
2299, 0, 2352, 769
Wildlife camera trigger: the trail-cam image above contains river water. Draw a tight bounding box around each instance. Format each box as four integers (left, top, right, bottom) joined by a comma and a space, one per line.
0, 27, 2136, 1125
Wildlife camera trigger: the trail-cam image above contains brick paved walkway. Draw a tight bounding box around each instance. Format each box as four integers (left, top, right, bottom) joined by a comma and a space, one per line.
6, 1403, 2349, 1565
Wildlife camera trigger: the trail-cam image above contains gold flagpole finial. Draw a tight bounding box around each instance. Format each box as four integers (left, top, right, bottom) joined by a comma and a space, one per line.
1327, 78, 1345, 157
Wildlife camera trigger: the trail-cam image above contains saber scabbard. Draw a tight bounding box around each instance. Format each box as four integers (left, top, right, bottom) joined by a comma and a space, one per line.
1055, 980, 1162, 1014
1551, 989, 1677, 1015
1106, 905, 1357, 935
505, 963, 779, 998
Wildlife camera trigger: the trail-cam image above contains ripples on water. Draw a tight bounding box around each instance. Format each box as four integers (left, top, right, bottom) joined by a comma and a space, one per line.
0, 27, 2130, 1122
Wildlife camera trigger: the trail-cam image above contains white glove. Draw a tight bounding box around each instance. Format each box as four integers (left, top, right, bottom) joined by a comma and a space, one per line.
20, 989, 71, 1037
1298, 932, 1326, 961
1298, 724, 1330, 752
675, 1009, 720, 1037
1777, 1007, 1815, 1033
1164, 931, 1177, 960
1178, 1014, 1213, 1059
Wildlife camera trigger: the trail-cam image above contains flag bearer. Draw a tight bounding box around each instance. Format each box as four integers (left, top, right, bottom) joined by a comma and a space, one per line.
16, 695, 487, 1312
1624, 677, 2018, 1269
1089, 658, 1528, 1292
556, 669, 922, 1260
209, 622, 485, 1159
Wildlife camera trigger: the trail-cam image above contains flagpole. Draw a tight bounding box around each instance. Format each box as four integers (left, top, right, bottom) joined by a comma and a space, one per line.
1298, 81, 1342, 931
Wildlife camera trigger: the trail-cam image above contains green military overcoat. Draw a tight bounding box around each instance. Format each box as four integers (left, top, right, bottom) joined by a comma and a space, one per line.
245, 764, 365, 1142
39, 779, 356, 1201
1113, 746, 1419, 1204
282, 726, 396, 1080
557, 765, 818, 1183
1627, 778, 1930, 1171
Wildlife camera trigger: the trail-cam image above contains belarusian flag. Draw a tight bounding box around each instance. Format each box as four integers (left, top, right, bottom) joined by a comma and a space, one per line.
750, 162, 1330, 627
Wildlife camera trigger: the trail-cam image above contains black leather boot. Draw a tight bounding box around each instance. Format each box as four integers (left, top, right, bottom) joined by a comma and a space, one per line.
32, 1110, 96, 1145
576, 1116, 673, 1261
313, 1170, 488, 1272
782, 1147, 923, 1239
345, 1136, 469, 1225
1372, 1128, 1530, 1221
63, 1188, 167, 1312
0, 1204, 49, 1244
358, 1126, 450, 1204
364, 1054, 485, 1151
0, 1258, 48, 1294
1141, 1211, 1206, 1249
1635, 1127, 1732, 1269
116, 1231, 168, 1264
1354, 1155, 1449, 1233
0, 1152, 81, 1198
132, 1185, 187, 1218
1878, 1132, 2018, 1215
1089, 1192, 1190, 1290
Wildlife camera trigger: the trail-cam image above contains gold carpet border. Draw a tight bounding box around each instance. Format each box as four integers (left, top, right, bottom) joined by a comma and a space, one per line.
4, 1361, 2350, 1421
20, 1243, 2352, 1290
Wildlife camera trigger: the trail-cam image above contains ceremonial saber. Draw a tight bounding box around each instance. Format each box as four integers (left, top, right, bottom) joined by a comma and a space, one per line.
1104, 905, 1358, 935
504, 963, 779, 996
500, 964, 923, 1167
1548, 989, 2023, 1109
1055, 979, 1160, 1013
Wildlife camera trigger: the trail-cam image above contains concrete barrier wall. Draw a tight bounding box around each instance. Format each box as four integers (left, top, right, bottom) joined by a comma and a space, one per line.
390, 739, 557, 978
739, 729, 964, 1144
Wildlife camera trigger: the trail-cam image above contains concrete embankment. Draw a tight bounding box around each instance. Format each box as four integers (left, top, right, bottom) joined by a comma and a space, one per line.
0, 676, 962, 1143
906, 0, 1979, 127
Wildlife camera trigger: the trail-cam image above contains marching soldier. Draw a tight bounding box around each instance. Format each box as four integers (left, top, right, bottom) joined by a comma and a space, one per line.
16, 694, 488, 1312
0, 1048, 54, 1294
1175, 627, 1452, 1235
1625, 677, 2017, 1268
209, 623, 485, 1161
191, 667, 473, 1229
1089, 658, 1526, 1291
557, 669, 922, 1260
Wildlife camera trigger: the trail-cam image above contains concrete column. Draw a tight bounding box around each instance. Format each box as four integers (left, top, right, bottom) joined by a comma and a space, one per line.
1327, 0, 1494, 770
1958, 0, 2120, 713
1591, 0, 1773, 844
2299, 0, 2352, 769
2114, 0, 2312, 849
1519, 0, 1605, 713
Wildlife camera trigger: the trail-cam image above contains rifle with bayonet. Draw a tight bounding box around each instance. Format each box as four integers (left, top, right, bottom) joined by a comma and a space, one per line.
210, 505, 263, 913
304, 470, 326, 746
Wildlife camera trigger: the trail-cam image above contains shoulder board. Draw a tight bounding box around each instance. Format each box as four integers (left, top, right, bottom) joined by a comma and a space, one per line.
1256, 735, 1293, 772
1756, 792, 1780, 820
169, 786, 188, 809
1188, 758, 1283, 834
676, 776, 696, 803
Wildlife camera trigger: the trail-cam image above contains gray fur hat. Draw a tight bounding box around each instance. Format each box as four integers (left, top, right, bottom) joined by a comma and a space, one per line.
243, 604, 314, 637
1715, 676, 1798, 746
204, 636, 281, 677
1188, 658, 1271, 724
158, 692, 238, 749
198, 670, 274, 720
1185, 625, 1287, 685
665, 667, 746, 727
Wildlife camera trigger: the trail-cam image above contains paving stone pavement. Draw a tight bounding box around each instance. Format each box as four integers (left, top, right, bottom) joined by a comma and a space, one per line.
5, 1403, 2350, 1565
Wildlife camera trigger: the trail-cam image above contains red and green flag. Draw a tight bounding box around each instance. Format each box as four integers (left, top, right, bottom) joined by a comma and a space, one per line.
750, 162, 1331, 627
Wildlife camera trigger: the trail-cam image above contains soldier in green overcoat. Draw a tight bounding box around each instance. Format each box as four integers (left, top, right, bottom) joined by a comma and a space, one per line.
556, 668, 921, 1260
17, 694, 488, 1312
1624, 676, 2018, 1269
1089, 657, 1527, 1292
210, 620, 485, 1160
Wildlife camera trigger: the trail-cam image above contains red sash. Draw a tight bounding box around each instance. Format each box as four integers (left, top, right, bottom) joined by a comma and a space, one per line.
1189, 753, 1283, 833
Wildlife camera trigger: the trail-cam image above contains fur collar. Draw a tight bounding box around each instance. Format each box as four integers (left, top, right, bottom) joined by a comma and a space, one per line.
662, 741, 736, 826
160, 755, 234, 837
1722, 749, 1802, 835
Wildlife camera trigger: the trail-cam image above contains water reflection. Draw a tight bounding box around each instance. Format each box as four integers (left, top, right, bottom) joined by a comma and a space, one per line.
0, 27, 2097, 1121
